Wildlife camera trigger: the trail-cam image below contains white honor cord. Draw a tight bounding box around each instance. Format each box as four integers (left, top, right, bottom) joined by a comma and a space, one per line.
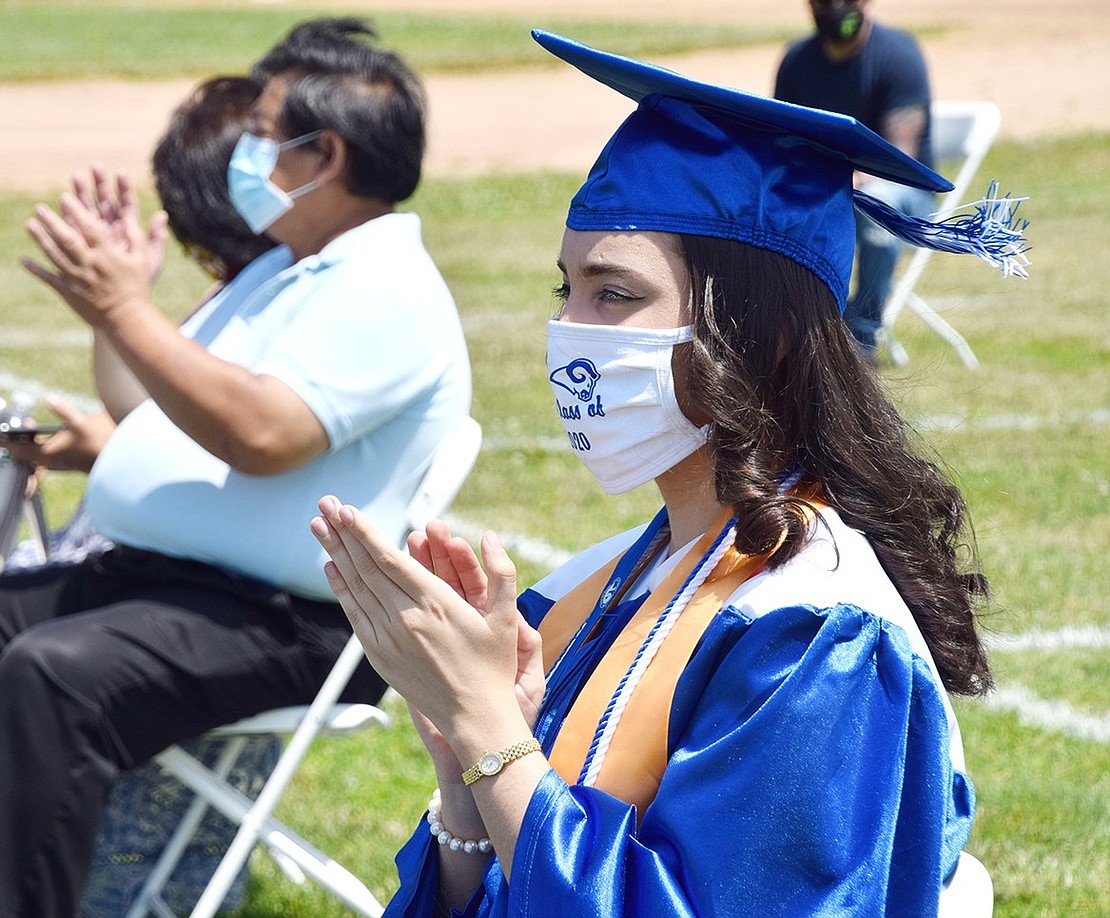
580, 523, 737, 787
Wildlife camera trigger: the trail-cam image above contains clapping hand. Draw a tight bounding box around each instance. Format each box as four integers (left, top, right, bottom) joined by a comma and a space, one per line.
311, 498, 544, 771
22, 166, 168, 328
71, 166, 169, 284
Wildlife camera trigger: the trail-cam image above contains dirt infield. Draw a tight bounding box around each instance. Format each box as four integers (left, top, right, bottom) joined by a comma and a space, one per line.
2, 0, 1107, 192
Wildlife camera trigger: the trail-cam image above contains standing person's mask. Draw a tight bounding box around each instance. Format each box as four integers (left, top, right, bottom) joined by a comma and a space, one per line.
228, 130, 322, 234
546, 319, 709, 494
814, 3, 864, 43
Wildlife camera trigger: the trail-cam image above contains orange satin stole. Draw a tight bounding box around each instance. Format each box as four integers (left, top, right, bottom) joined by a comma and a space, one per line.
538, 512, 769, 816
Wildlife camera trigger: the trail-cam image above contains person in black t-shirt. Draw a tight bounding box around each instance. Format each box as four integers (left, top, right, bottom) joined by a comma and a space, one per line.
775, 0, 936, 357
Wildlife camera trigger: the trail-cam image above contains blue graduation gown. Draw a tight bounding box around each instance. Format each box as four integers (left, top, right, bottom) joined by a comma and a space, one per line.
384, 510, 975, 916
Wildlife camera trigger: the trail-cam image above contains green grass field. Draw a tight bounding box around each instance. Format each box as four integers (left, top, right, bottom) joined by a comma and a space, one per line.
0, 6, 1107, 917
0, 1, 792, 82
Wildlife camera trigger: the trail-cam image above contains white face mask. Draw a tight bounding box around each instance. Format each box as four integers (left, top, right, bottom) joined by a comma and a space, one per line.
546, 319, 709, 494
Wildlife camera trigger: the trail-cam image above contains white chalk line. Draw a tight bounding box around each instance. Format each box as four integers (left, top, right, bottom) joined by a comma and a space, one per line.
985, 624, 1110, 654
441, 512, 574, 572
0, 372, 101, 414
479, 414, 1110, 451
983, 625, 1110, 745
6, 370, 1108, 444
985, 682, 1110, 746
0, 327, 92, 350
917, 408, 1110, 434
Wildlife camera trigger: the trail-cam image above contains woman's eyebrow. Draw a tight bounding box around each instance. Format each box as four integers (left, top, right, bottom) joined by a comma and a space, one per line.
556, 258, 643, 281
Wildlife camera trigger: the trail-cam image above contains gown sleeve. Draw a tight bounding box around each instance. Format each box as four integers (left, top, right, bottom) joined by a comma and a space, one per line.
510, 603, 974, 917
386, 602, 975, 917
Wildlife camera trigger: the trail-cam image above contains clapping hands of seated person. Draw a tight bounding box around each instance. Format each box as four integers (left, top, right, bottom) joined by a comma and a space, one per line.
22, 167, 168, 330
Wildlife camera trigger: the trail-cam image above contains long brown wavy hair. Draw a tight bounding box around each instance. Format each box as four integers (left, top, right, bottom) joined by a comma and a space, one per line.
679, 234, 992, 696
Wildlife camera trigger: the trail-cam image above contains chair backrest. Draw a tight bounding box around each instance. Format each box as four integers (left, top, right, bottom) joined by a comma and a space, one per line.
881, 101, 1000, 337
930, 101, 1001, 211
405, 414, 483, 534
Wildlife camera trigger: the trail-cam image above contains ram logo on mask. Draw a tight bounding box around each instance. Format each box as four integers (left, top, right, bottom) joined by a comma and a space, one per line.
549, 358, 601, 402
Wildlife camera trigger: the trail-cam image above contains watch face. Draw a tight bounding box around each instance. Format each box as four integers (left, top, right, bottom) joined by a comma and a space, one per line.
479, 752, 503, 776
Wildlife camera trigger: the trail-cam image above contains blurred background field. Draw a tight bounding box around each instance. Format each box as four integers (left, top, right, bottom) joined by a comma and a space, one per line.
0, 1, 796, 81
0, 4, 1107, 916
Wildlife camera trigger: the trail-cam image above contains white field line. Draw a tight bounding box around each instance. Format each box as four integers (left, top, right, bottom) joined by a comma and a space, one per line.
984, 625, 1110, 745
0, 372, 101, 414
6, 368, 1108, 442
442, 512, 573, 572
985, 624, 1110, 653
0, 327, 92, 349
917, 408, 1110, 433
479, 433, 567, 452
474, 410, 1110, 455
986, 682, 1110, 745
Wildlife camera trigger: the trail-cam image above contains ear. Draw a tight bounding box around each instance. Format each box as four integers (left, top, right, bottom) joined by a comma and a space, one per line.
671, 339, 711, 429
312, 129, 349, 189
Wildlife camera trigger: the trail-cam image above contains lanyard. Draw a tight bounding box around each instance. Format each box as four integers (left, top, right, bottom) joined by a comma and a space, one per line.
538, 510, 766, 814
535, 507, 671, 750
547, 507, 671, 679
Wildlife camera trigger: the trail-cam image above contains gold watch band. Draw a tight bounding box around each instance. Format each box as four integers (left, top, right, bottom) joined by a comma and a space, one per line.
461, 737, 542, 786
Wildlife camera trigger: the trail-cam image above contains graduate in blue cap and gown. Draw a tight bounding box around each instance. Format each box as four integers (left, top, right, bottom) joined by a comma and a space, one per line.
311, 30, 1028, 918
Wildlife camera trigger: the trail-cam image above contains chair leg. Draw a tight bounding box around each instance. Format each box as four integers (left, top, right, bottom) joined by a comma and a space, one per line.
875, 326, 911, 368
150, 636, 381, 918
156, 746, 384, 917
23, 490, 50, 563
906, 293, 980, 369
125, 737, 249, 918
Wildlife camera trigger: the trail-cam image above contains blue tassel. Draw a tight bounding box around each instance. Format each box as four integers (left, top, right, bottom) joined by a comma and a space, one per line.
853, 180, 1030, 279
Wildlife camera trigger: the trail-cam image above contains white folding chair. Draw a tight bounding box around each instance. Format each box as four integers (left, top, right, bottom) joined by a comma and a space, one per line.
0, 458, 49, 572
128, 415, 483, 918
939, 850, 994, 917
878, 101, 1002, 370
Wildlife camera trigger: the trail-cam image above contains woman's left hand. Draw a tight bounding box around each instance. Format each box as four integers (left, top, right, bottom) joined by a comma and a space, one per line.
311, 496, 532, 751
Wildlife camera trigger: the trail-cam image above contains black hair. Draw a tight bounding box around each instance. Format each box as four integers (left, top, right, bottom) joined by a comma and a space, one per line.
151, 75, 276, 279
252, 17, 425, 203
679, 234, 992, 697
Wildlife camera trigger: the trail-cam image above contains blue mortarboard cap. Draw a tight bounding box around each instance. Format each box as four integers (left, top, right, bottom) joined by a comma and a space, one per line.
533, 30, 1029, 310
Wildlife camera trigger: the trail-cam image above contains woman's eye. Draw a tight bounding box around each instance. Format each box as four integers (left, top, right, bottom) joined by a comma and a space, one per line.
598, 287, 639, 302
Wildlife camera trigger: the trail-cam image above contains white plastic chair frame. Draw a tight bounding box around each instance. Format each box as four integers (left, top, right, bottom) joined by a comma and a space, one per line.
0, 459, 49, 572
879, 100, 1002, 370
939, 850, 994, 917
128, 415, 483, 918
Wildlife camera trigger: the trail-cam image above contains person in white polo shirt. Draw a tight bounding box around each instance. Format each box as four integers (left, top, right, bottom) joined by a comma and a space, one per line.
0, 18, 470, 917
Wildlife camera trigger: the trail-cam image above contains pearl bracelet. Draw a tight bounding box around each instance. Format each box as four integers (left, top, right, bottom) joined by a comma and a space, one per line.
426, 788, 493, 855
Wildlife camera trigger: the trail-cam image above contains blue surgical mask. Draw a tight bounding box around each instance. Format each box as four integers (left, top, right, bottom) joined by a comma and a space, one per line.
228, 130, 322, 234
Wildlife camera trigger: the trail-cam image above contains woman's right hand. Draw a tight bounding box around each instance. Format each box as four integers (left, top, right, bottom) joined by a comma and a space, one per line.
406, 521, 545, 780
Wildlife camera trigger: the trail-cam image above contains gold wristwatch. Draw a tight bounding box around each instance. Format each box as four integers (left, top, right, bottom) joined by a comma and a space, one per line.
461, 738, 542, 786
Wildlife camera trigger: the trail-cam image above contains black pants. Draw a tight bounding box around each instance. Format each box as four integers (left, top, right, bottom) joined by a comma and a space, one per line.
0, 546, 385, 918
